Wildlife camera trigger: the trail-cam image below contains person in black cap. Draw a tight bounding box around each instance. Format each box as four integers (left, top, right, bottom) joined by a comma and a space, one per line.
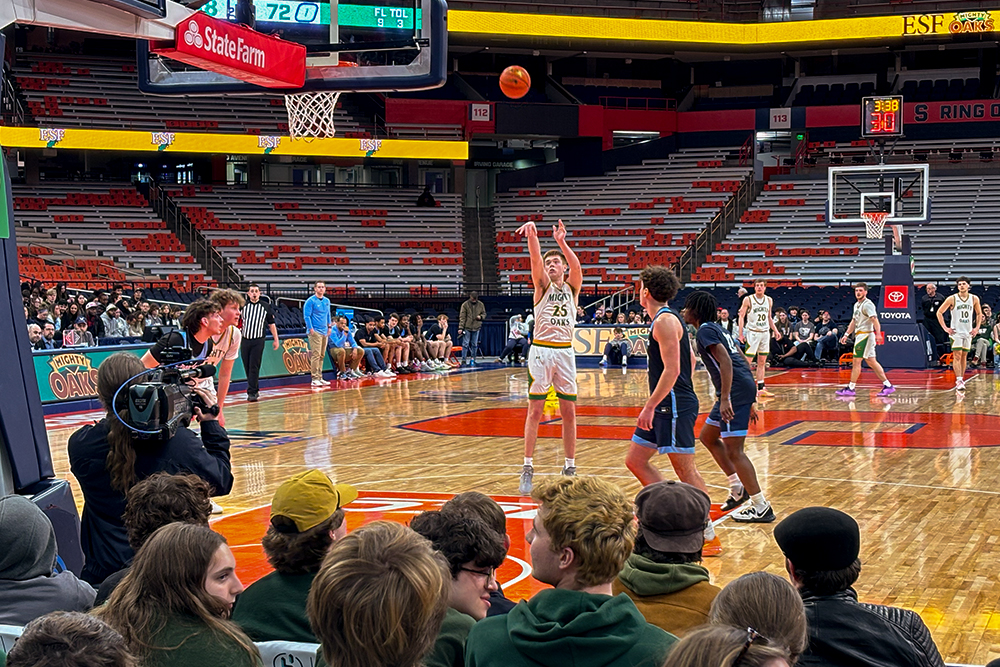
774, 507, 944, 667
611, 480, 720, 638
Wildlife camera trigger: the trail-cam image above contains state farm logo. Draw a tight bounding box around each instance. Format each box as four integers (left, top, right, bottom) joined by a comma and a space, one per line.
183, 18, 266, 69
887, 334, 920, 343
882, 285, 909, 309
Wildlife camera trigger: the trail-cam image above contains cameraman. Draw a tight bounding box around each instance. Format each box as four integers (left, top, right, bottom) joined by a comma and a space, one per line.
68, 352, 233, 586
140, 299, 223, 384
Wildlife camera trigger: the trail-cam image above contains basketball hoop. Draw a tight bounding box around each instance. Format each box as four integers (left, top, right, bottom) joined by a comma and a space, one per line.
285, 91, 341, 140
862, 211, 889, 239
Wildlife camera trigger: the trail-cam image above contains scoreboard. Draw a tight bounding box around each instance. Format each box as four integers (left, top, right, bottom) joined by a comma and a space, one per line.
862, 95, 904, 138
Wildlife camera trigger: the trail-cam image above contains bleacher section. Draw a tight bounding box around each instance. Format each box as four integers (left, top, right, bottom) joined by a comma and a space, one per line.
898, 76, 980, 103
13, 183, 211, 287
15, 223, 143, 286
802, 138, 1000, 168
161, 185, 463, 292
792, 81, 875, 107
495, 148, 751, 290
702, 173, 1000, 285
12, 54, 370, 136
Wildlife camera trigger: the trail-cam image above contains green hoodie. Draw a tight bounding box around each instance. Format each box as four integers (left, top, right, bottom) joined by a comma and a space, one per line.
617, 556, 710, 595
464, 588, 676, 667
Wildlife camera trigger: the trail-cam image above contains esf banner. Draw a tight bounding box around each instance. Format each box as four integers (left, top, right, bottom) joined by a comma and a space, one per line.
33, 337, 331, 404
573, 326, 649, 356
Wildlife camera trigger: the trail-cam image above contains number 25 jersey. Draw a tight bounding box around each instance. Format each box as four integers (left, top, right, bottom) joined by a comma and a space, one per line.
533, 281, 576, 345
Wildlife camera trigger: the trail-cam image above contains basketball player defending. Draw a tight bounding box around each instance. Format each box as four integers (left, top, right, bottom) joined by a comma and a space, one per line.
936, 276, 983, 391
684, 291, 774, 526
836, 282, 895, 397
625, 267, 709, 491
516, 219, 582, 495
737, 279, 782, 398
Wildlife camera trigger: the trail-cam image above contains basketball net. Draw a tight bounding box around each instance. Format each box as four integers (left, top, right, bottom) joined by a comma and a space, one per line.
862, 211, 889, 240
285, 91, 341, 140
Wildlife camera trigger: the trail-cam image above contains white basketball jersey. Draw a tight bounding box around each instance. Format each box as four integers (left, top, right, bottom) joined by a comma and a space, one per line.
852, 298, 877, 334
953, 295, 975, 335
747, 295, 771, 332
533, 281, 576, 344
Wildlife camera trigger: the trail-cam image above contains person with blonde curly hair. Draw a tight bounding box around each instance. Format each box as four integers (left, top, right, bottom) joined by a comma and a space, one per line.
465, 477, 676, 667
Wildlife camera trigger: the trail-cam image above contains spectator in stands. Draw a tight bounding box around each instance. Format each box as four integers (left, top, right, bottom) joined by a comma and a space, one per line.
410, 314, 444, 371
97, 523, 258, 667
576, 306, 591, 324
53, 302, 67, 332
600, 328, 630, 368
101, 305, 128, 339
814, 311, 842, 362
612, 480, 720, 638
425, 314, 454, 367
307, 521, 450, 667
786, 306, 800, 322
601, 309, 615, 325
206, 289, 245, 426
95, 472, 212, 606
459, 292, 486, 366
922, 283, 948, 350
593, 305, 606, 323
85, 302, 106, 339
410, 510, 506, 667
628, 311, 643, 325
5, 611, 137, 667
774, 507, 944, 667
27, 323, 43, 349
33, 306, 52, 330
70, 351, 232, 585
416, 186, 437, 207
139, 302, 154, 327
37, 323, 57, 350
240, 284, 278, 401
304, 281, 332, 388
329, 315, 364, 380
28, 294, 43, 318
465, 477, 677, 667
64, 317, 96, 348
44, 288, 58, 308
616, 312, 628, 325
662, 625, 792, 667
146, 305, 163, 327
401, 314, 433, 371
709, 571, 808, 665
356, 318, 394, 377
61, 302, 81, 332
499, 314, 530, 365
233, 470, 357, 643
718, 308, 735, 336
440, 491, 516, 616
125, 312, 144, 338
971, 303, 994, 367
0, 495, 96, 626
771, 308, 794, 357
75, 294, 88, 311
793, 310, 816, 347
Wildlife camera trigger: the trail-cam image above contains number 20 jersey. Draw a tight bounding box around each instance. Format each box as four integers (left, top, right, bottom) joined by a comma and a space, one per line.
533, 281, 576, 344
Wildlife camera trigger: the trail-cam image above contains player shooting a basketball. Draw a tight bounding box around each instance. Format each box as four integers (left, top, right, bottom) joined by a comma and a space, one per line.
936, 276, 983, 392
515, 219, 582, 495
836, 282, 895, 397
737, 278, 782, 398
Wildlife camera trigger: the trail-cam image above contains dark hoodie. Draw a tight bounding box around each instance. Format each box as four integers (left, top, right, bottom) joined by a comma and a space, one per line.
0, 496, 96, 626
464, 588, 676, 667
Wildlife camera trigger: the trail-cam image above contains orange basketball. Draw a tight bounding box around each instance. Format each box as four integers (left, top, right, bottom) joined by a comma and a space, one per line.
499, 66, 531, 99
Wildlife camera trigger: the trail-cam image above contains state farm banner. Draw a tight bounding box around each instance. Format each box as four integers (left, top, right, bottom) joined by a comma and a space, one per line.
152, 13, 305, 89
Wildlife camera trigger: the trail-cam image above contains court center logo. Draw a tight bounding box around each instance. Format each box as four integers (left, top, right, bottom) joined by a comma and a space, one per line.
280, 338, 312, 374
39, 128, 65, 148
151, 132, 176, 151
46, 353, 100, 400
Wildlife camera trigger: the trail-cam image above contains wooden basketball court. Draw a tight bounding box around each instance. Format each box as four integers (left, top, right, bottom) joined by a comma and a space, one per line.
44, 364, 1000, 665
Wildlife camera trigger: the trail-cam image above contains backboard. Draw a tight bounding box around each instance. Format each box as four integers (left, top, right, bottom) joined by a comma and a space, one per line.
825, 164, 931, 227
138, 0, 447, 94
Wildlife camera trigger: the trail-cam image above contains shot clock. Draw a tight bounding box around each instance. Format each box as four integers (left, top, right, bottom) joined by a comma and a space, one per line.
862, 95, 904, 138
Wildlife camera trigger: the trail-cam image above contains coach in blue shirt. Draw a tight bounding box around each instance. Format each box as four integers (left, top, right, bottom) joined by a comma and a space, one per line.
303, 281, 332, 387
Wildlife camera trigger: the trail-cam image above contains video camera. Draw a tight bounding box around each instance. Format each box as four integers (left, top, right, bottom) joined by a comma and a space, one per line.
125, 363, 220, 440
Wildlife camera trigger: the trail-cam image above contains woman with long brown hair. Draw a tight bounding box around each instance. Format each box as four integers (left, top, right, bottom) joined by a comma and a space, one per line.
97, 523, 259, 667
68, 352, 233, 585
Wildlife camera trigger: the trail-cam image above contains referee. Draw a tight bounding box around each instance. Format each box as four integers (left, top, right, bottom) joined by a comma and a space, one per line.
241, 284, 279, 402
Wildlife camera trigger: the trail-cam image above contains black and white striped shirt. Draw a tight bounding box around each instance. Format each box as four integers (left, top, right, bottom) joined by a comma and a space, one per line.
241, 300, 275, 340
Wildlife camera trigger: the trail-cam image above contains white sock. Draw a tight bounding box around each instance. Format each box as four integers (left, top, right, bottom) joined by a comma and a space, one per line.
727, 473, 744, 496
704, 523, 716, 541
751, 492, 767, 510
884, 380, 893, 387
524, 457, 533, 467
849, 382, 856, 390
601, 355, 607, 362
564, 458, 575, 468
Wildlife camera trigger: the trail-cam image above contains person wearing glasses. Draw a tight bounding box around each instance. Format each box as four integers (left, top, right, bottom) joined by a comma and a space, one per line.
410, 509, 506, 667
774, 507, 944, 667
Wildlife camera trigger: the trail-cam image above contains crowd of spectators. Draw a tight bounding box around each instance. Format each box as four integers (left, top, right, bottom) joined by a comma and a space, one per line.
0, 464, 950, 667
20, 281, 182, 350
